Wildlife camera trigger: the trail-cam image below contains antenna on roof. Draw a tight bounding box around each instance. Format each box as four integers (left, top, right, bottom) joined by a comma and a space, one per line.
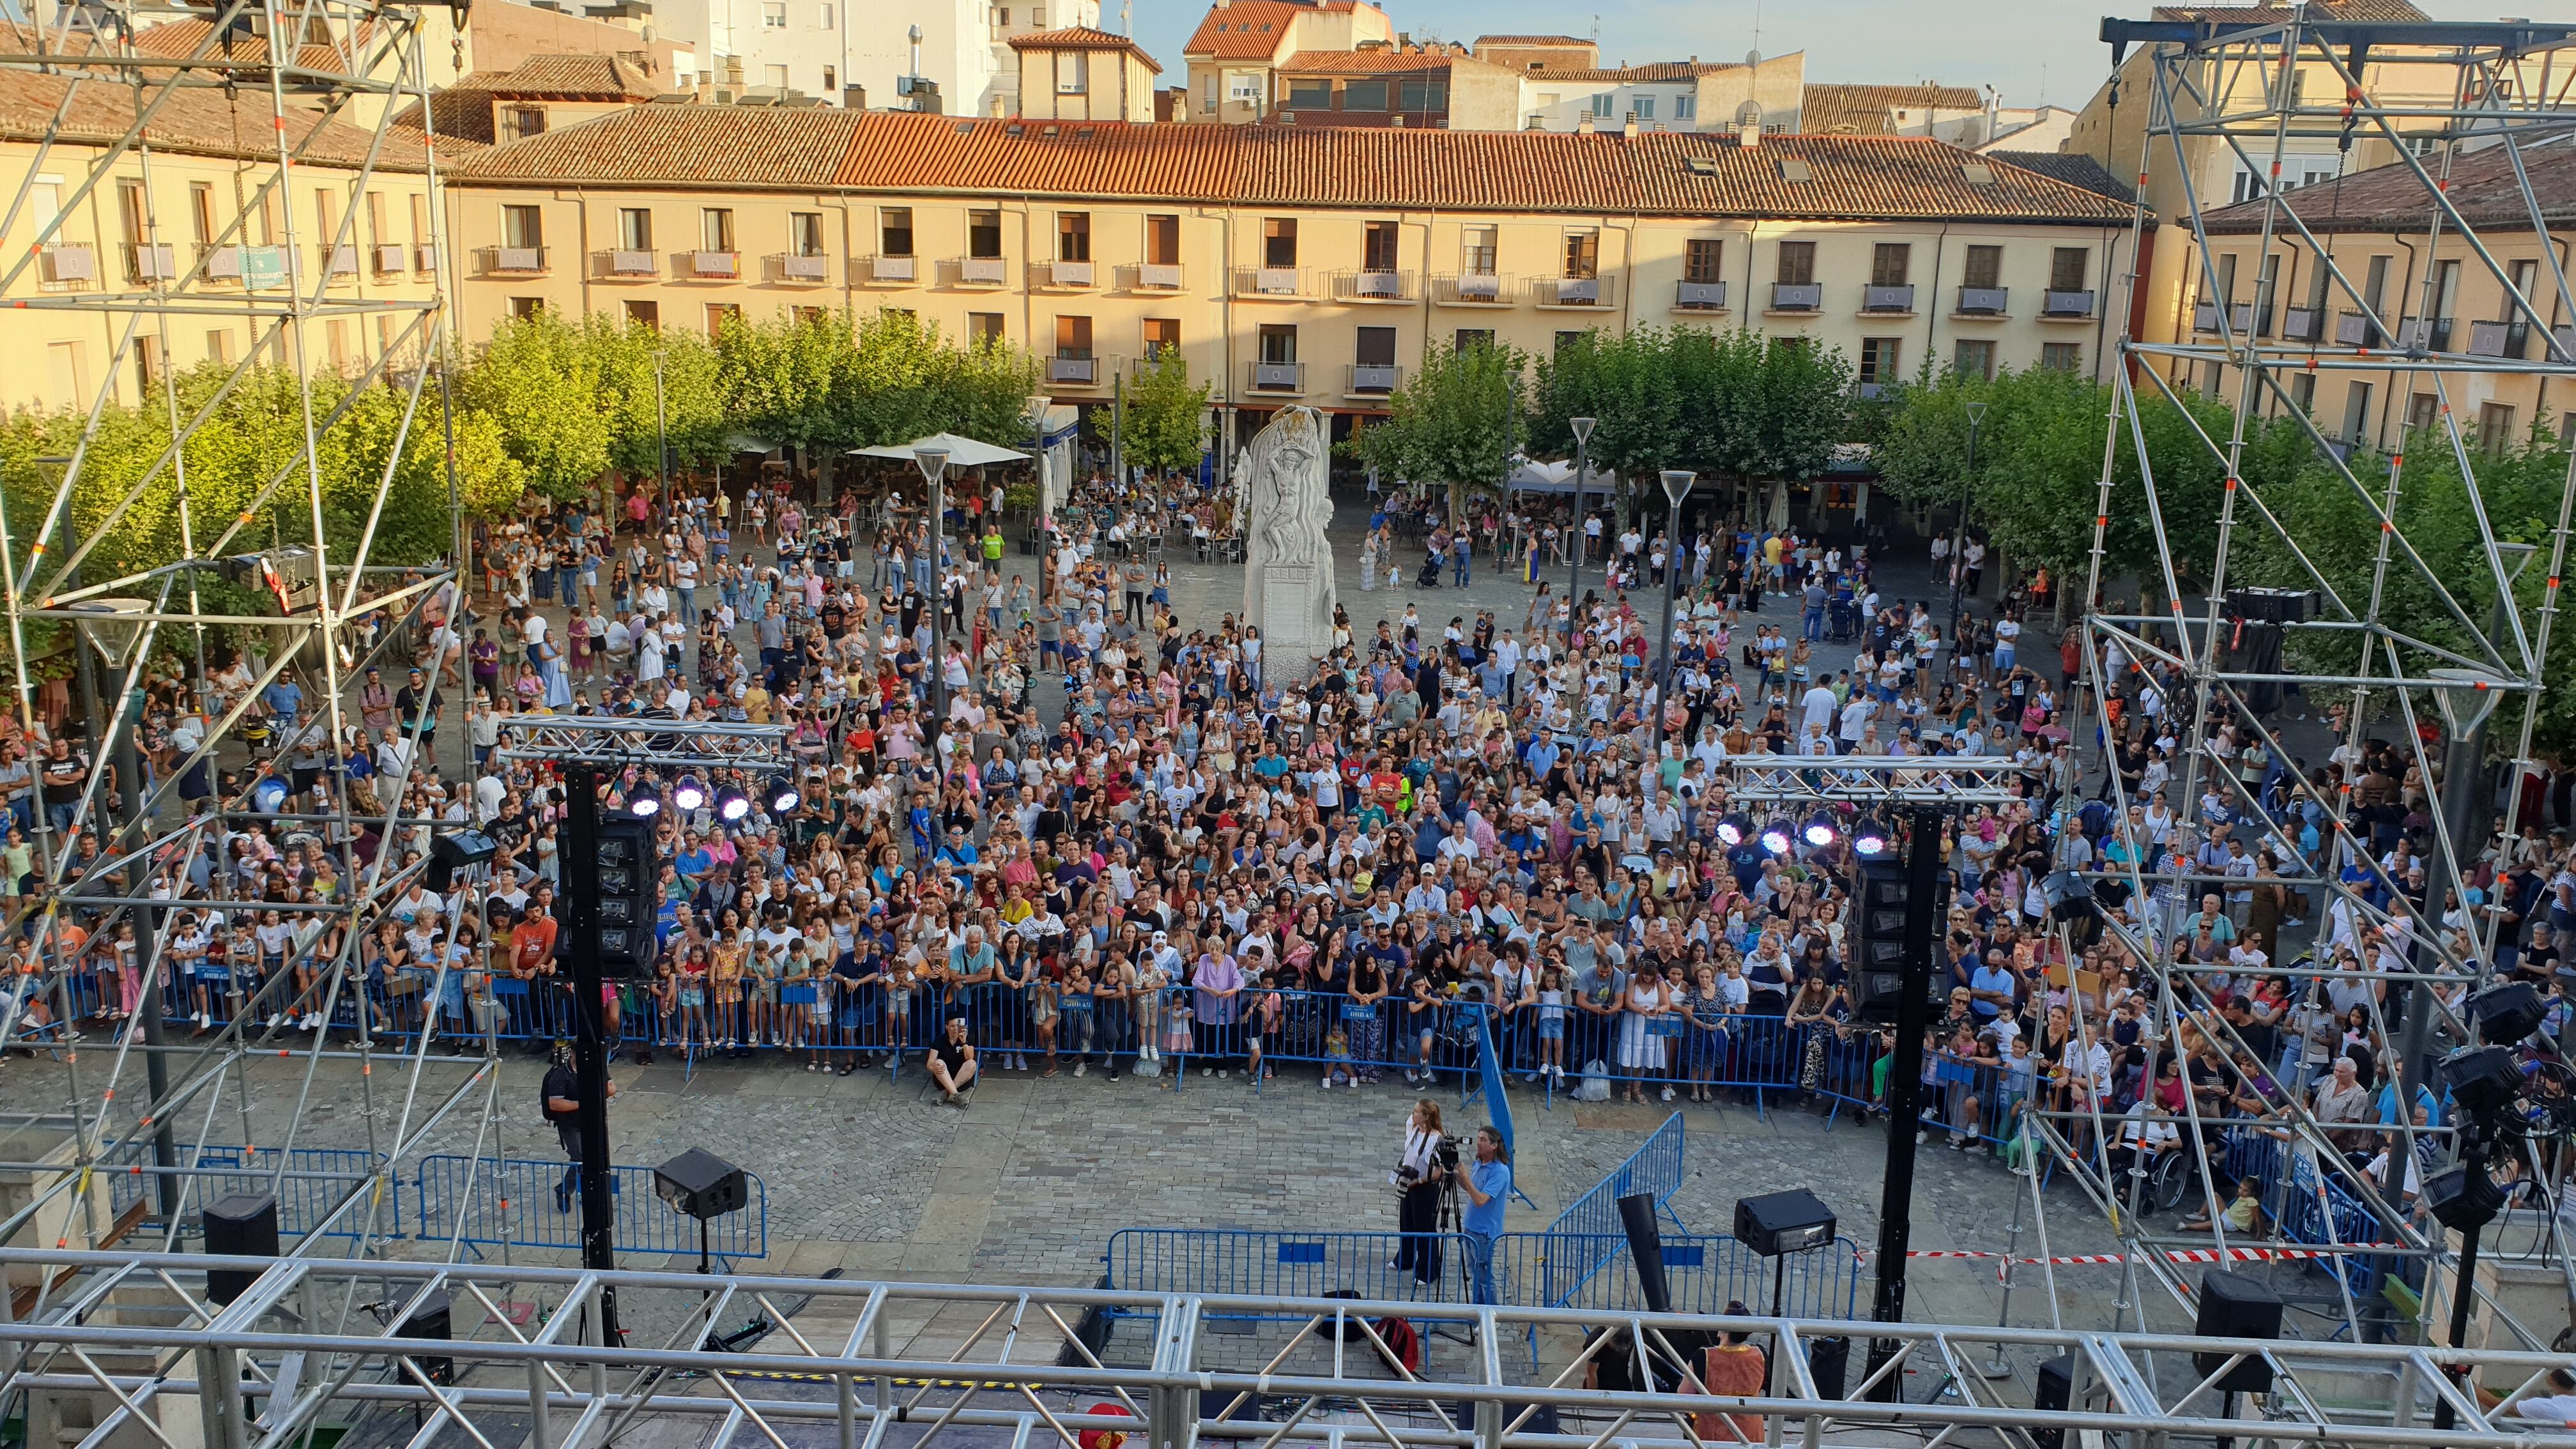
1121, 0, 1131, 35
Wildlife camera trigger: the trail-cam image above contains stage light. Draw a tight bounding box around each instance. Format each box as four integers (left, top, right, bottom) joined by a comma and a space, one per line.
716, 786, 751, 823
671, 774, 708, 811
1758, 822, 1794, 856
1851, 817, 1890, 857
1716, 815, 1749, 847
769, 778, 802, 813
1802, 811, 1839, 848
628, 792, 661, 818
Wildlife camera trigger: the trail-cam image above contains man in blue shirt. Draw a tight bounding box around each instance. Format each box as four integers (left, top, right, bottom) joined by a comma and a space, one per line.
1457, 1124, 1513, 1305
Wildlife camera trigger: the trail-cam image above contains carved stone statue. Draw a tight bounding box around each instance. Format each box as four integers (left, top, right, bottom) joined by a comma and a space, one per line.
1241, 406, 1338, 679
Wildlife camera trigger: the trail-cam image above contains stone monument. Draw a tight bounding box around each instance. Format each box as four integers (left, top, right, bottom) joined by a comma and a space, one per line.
1240, 405, 1338, 678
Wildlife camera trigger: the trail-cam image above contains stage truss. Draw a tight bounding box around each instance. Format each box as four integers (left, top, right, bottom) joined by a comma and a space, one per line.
2055, 10, 2576, 1347
0, 0, 491, 1298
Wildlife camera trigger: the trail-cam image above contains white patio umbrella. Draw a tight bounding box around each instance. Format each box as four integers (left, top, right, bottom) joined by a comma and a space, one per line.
848, 432, 1030, 467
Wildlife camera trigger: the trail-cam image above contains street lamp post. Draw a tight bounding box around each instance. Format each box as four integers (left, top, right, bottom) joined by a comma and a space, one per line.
913, 444, 952, 724
1648, 469, 1696, 763
1566, 417, 1595, 647
1946, 400, 1987, 643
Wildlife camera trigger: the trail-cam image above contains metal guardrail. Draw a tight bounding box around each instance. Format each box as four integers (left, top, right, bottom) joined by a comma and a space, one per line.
103, 1146, 389, 1242
411, 1154, 766, 1261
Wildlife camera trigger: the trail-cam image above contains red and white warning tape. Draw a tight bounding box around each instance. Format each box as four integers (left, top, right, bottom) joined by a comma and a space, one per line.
1882, 1244, 2407, 1282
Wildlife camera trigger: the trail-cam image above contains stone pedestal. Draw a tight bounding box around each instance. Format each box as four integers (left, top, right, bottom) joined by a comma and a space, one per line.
1239, 406, 1338, 680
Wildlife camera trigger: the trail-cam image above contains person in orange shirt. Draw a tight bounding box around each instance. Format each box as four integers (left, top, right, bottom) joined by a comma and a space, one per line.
507, 903, 559, 1040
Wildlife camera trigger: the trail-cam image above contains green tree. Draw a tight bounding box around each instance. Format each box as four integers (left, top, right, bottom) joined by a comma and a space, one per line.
717, 310, 854, 453
1352, 340, 1526, 521
588, 316, 726, 482
1121, 352, 1208, 477
1527, 328, 1682, 532
452, 312, 610, 500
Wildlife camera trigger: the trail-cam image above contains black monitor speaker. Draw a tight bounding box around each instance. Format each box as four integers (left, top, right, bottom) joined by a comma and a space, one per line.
427, 829, 498, 891
1616, 1190, 1672, 1315
2439, 1043, 2523, 1119
1733, 1189, 1836, 1257
2190, 1271, 2281, 1393
1805, 1335, 1850, 1401
395, 1291, 456, 1385
2467, 980, 2547, 1046
2043, 870, 2096, 923
654, 1147, 749, 1220
2032, 1353, 2074, 1449
202, 1192, 280, 1305
2424, 1163, 2508, 1232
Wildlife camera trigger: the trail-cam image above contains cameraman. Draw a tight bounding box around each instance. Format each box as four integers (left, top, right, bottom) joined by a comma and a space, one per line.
1457, 1124, 1513, 1305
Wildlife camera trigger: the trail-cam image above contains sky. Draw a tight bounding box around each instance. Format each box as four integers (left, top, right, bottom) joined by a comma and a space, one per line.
1124, 0, 2512, 114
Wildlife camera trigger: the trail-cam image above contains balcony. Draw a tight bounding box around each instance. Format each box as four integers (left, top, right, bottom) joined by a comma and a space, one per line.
2231, 303, 2272, 335
1121, 262, 1184, 291
483, 245, 548, 275
414, 243, 440, 273
861, 254, 917, 284
1332, 269, 1413, 303
2041, 289, 2096, 319
1954, 286, 2009, 316
2552, 326, 2576, 362
242, 245, 289, 288
1674, 280, 1729, 312
953, 256, 1008, 286
39, 245, 95, 286
1048, 355, 1099, 385
2281, 306, 2322, 342
1130, 349, 1184, 376
125, 242, 177, 282
1432, 272, 1512, 305
689, 250, 739, 279
2193, 302, 2220, 333
1036, 259, 1096, 289
1246, 360, 1306, 394
321, 243, 358, 278
1234, 266, 1310, 298
1537, 275, 1613, 309
2393, 316, 2450, 351
602, 249, 659, 278
372, 243, 407, 275
201, 245, 244, 282
1862, 284, 1915, 314
2466, 319, 2528, 359
776, 253, 831, 283
1346, 363, 1403, 396
1768, 282, 1822, 312
1857, 381, 1888, 400
2335, 310, 2380, 348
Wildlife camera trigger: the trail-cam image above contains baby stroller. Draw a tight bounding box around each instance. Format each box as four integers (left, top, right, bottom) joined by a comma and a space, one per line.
1416, 549, 1444, 588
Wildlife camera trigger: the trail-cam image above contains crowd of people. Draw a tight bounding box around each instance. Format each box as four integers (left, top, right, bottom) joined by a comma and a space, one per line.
0, 458, 2567, 1287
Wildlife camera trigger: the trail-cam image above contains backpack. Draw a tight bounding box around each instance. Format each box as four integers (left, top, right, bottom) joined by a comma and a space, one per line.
1372, 1316, 1420, 1373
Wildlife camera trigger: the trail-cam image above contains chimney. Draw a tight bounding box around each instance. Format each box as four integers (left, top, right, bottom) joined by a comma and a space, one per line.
1576, 114, 1595, 134
1737, 118, 1759, 147
1621, 114, 1638, 137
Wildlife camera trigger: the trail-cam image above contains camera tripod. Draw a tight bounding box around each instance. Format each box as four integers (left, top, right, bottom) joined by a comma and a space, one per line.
1425, 1153, 1478, 1347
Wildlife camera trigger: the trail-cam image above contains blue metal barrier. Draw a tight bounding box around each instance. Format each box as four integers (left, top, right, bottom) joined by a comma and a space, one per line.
2220, 1131, 2394, 1295
1106, 1229, 1474, 1308
412, 1154, 766, 1261
1540, 1112, 1685, 1305
102, 1146, 394, 1241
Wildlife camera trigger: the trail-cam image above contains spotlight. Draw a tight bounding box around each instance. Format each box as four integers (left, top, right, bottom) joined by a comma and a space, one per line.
628, 792, 661, 818
1715, 815, 1749, 847
2439, 1043, 2523, 1120
671, 775, 708, 811
2423, 1161, 2508, 1232
1802, 811, 1839, 848
716, 786, 751, 823
1851, 817, 1890, 857
768, 778, 802, 813
2467, 980, 2547, 1047
1758, 822, 1794, 856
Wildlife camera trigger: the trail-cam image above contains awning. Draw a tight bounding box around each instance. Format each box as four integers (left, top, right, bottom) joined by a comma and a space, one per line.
1507, 458, 1620, 496
848, 431, 1031, 467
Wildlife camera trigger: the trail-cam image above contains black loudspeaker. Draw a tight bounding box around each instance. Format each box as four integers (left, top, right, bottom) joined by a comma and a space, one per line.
1805, 1336, 1850, 1400
2439, 1043, 2523, 1119
201, 1192, 280, 1305
2032, 1353, 2074, 1449
2424, 1163, 2508, 1231
427, 829, 498, 891
2224, 586, 2317, 625
594, 817, 661, 977
2468, 980, 2547, 1046
2042, 870, 2096, 923
1617, 1191, 1672, 1315
1733, 1189, 1836, 1257
1846, 859, 1916, 1022
395, 1291, 455, 1385
2191, 1271, 2281, 1392
653, 1147, 749, 1220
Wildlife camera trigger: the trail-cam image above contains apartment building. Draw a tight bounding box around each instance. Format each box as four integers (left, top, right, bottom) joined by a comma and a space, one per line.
1008, 26, 1161, 123
395, 54, 665, 144
1179, 0, 1394, 123
0, 45, 457, 414
440, 107, 2142, 450
2187, 136, 2576, 457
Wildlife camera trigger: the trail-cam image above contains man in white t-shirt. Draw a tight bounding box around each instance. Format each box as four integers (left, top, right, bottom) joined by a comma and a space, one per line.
520, 610, 548, 671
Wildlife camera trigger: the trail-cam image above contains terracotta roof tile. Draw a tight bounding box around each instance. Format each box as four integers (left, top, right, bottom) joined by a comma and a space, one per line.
2147, 1, 2426, 22
1986, 150, 2136, 204
1008, 26, 1162, 72
129, 15, 379, 73
0, 58, 452, 169
1802, 82, 1985, 135
2202, 132, 2576, 233
452, 103, 862, 187
1183, 0, 1358, 60
472, 52, 659, 100
1278, 47, 1463, 74
1524, 61, 1741, 84
1473, 34, 1593, 47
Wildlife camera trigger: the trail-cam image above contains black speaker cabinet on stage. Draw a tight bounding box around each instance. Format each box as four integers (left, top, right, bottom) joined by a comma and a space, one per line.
2467, 979, 2547, 1046
2191, 1271, 2282, 1392
2032, 1353, 2074, 1449
2042, 870, 2096, 924
1733, 1189, 1836, 1257
1617, 1191, 1673, 1314
395, 1291, 456, 1385
1805, 1336, 1851, 1401
427, 829, 497, 891
654, 1147, 750, 1220
201, 1192, 279, 1305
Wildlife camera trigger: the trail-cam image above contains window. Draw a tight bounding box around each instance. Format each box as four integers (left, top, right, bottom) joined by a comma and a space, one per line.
509, 296, 544, 319
1776, 240, 1814, 286
1455, 328, 1494, 350
2288, 372, 2313, 413
2431, 257, 2460, 319
1460, 224, 1496, 275
1228, 71, 1262, 104
1952, 339, 1995, 381
823, 66, 836, 93
1264, 218, 1297, 268
618, 208, 652, 251
365, 191, 387, 247
1142, 318, 1179, 359
1363, 220, 1397, 273
2363, 254, 2391, 313
1859, 337, 1901, 386
706, 303, 741, 335
1202, 73, 1216, 112
625, 299, 659, 329
1553, 330, 1589, 356
1146, 214, 1179, 266
2041, 342, 2083, 374
765, 65, 789, 89
2408, 392, 2439, 431
1058, 211, 1091, 262
1963, 245, 2002, 291
881, 207, 914, 257
1055, 315, 1092, 359
2342, 381, 2373, 444
1342, 80, 1386, 111
1355, 325, 1397, 367
1257, 323, 1296, 364
969, 209, 1002, 259
763, 2, 786, 25
1287, 79, 1331, 109
134, 334, 161, 395
1058, 52, 1089, 94
1031, 6, 1043, 22
1562, 229, 1598, 279
701, 208, 735, 252
1684, 238, 1724, 284
1674, 93, 1694, 120
819, 4, 832, 25
790, 212, 824, 257
2479, 401, 2517, 453
115, 179, 146, 250
2050, 247, 2089, 292
189, 182, 215, 245
46, 341, 85, 407
1590, 93, 1614, 117
1398, 79, 1445, 111
1634, 96, 1653, 119
994, 5, 1009, 20
204, 329, 232, 365
1871, 242, 1911, 287
410, 194, 429, 249
500, 105, 546, 142
502, 204, 542, 249
968, 312, 1006, 346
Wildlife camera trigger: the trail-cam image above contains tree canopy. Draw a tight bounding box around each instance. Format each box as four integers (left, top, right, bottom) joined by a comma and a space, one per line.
1349, 340, 1527, 518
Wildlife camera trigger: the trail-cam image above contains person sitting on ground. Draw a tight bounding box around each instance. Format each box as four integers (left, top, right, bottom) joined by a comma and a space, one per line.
928, 1013, 979, 1106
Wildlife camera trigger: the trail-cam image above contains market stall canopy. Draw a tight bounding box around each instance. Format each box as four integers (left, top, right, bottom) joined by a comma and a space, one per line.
848, 433, 1031, 468
1507, 458, 1620, 496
